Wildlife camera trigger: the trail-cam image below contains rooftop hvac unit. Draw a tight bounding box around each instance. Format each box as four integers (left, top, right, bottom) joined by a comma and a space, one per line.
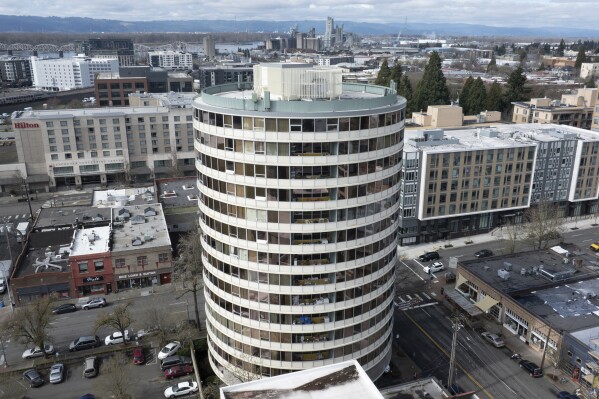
497, 269, 510, 280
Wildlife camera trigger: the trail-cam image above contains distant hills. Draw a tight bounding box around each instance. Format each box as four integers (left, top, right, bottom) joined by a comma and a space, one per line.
1, 15, 599, 38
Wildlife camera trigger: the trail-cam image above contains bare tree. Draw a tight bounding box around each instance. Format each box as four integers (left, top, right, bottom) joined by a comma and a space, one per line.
6, 296, 55, 358
173, 230, 204, 332
93, 353, 132, 399
117, 162, 133, 186
94, 302, 134, 346
523, 202, 564, 250
140, 301, 194, 345
169, 149, 184, 178
503, 219, 523, 254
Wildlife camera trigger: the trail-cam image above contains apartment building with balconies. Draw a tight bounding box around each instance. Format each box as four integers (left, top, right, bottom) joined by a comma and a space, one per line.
398, 124, 599, 245
194, 63, 405, 383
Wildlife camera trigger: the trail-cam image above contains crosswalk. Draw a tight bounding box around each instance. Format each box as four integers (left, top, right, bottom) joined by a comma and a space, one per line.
4, 214, 29, 222
394, 291, 438, 311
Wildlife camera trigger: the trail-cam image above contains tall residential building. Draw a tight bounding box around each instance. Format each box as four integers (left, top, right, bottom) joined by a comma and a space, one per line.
203, 36, 216, 60
197, 65, 253, 89
0, 57, 32, 83
194, 63, 405, 382
580, 63, 599, 79
75, 38, 135, 67
30, 56, 119, 91
324, 17, 334, 49
512, 88, 597, 130
148, 51, 193, 71
398, 124, 599, 245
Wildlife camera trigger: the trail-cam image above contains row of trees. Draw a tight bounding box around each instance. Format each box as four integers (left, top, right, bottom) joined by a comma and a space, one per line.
375, 52, 528, 117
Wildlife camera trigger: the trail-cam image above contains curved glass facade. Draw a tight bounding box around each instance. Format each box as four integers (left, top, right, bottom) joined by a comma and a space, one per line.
194, 77, 405, 383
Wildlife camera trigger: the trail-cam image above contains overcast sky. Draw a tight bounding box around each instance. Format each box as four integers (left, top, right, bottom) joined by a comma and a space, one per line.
0, 0, 596, 30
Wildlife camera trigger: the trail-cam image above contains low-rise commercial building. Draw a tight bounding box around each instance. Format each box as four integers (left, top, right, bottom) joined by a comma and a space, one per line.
455, 248, 599, 390
69, 225, 114, 297
156, 177, 199, 232
580, 63, 599, 79
110, 204, 172, 290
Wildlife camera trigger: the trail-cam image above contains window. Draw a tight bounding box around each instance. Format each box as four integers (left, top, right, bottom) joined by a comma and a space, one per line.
158, 253, 169, 263
78, 261, 88, 273
115, 258, 126, 268
137, 256, 148, 266
94, 260, 104, 272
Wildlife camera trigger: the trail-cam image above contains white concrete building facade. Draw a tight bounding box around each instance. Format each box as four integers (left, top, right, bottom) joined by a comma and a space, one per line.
30, 56, 119, 91
194, 63, 405, 383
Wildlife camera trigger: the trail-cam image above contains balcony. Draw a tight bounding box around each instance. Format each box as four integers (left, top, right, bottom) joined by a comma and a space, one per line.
293, 315, 330, 325
294, 258, 330, 266
295, 218, 329, 224
296, 278, 330, 286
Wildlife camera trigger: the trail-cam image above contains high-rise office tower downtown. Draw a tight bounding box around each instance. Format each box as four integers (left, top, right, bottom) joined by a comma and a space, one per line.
194, 63, 405, 382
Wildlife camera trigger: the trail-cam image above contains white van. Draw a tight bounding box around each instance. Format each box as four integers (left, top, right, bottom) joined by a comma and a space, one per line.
16, 221, 30, 243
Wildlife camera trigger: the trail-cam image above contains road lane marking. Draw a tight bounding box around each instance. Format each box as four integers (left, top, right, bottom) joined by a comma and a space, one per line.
400, 260, 425, 281
403, 311, 496, 399
169, 301, 187, 305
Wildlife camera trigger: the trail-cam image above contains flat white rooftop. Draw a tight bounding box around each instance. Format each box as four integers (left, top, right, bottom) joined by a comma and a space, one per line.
220, 360, 383, 399
111, 204, 171, 252
70, 225, 111, 257
404, 123, 599, 153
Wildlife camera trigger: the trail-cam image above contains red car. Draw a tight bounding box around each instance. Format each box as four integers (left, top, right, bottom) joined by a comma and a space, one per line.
132, 347, 145, 365
164, 364, 194, 379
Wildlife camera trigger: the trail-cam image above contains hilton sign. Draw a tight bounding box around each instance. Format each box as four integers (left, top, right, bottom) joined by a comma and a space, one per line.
14, 122, 40, 129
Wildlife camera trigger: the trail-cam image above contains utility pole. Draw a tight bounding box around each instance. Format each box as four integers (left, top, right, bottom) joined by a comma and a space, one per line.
21, 179, 33, 220
540, 325, 553, 370
2, 220, 15, 311
447, 316, 463, 390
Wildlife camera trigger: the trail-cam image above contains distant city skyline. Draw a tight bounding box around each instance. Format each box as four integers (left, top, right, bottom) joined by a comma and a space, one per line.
0, 0, 596, 31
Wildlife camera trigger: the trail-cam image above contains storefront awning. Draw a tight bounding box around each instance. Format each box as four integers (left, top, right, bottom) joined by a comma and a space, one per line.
445, 289, 483, 317
456, 273, 468, 288
475, 295, 499, 312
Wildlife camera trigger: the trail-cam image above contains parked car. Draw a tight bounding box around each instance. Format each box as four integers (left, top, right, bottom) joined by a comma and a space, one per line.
135, 326, 160, 340
423, 261, 445, 274
104, 330, 130, 345
83, 356, 98, 378
164, 381, 198, 398
164, 364, 194, 379
23, 368, 44, 387
419, 251, 440, 262
481, 332, 505, 348
158, 341, 181, 360
49, 363, 64, 384
81, 297, 107, 310
52, 303, 77, 314
133, 346, 145, 365
558, 392, 579, 399
69, 336, 102, 352
160, 355, 192, 371
22, 343, 54, 359
519, 359, 543, 377
474, 249, 494, 258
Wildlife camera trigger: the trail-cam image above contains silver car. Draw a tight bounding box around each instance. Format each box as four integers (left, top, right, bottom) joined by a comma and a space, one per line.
81, 297, 107, 310
49, 363, 64, 384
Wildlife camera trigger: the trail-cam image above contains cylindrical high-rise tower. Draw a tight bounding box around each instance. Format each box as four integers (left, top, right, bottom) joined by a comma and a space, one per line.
194, 63, 405, 383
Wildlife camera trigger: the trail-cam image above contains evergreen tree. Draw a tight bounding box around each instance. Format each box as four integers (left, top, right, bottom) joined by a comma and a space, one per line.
398, 75, 413, 116
389, 62, 403, 88
486, 81, 503, 112
557, 39, 565, 57
412, 51, 451, 113
504, 66, 527, 114
586, 74, 596, 88
575, 46, 587, 71
375, 59, 391, 86
459, 77, 474, 114
468, 78, 487, 115
486, 55, 497, 73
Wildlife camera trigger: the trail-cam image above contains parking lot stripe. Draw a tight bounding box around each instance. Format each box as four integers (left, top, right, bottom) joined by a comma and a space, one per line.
405, 294, 412, 300
422, 292, 431, 300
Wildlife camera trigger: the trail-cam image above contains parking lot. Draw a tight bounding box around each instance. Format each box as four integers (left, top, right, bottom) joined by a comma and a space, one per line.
2, 345, 202, 399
